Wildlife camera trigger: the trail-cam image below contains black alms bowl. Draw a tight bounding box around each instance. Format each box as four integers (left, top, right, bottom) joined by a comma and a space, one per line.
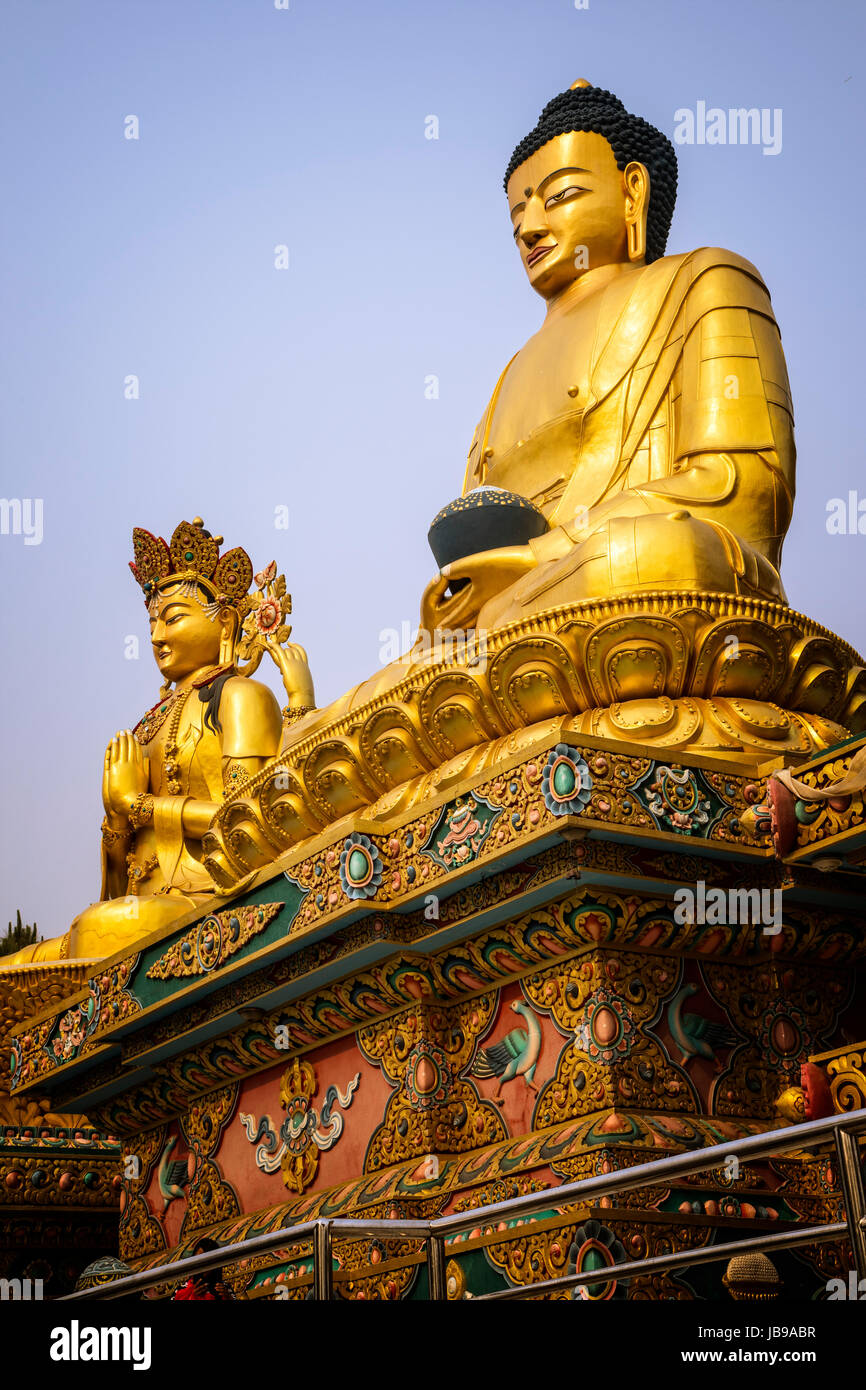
428, 487, 549, 570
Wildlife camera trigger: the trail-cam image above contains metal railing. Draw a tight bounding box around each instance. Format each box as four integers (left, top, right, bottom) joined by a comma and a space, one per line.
60, 1107, 866, 1302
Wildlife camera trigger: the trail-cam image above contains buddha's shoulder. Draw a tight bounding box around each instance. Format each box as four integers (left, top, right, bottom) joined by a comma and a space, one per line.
650, 246, 771, 292
219, 675, 282, 718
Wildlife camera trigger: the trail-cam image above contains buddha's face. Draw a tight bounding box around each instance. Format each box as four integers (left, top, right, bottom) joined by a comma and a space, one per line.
149, 584, 223, 684
507, 130, 644, 299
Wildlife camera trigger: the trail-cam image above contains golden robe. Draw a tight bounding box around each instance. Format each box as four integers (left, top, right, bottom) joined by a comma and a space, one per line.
462, 247, 795, 624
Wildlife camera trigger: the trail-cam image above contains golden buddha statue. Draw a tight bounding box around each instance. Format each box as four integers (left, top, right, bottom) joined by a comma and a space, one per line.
421, 81, 794, 633
267, 80, 802, 738
4, 520, 313, 965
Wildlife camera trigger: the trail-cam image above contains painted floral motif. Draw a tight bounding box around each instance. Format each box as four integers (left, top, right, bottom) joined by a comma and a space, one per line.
541, 744, 593, 816
239, 1057, 360, 1194
421, 793, 502, 870
339, 832, 384, 900
645, 766, 711, 834
759, 1000, 810, 1071
404, 1040, 454, 1110
574, 989, 638, 1064
146, 903, 284, 980
50, 1000, 94, 1062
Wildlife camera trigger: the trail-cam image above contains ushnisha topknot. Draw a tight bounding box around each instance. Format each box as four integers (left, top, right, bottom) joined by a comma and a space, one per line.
504, 80, 678, 264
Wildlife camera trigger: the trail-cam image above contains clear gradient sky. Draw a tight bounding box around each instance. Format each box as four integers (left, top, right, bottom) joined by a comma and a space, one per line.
1, 0, 864, 941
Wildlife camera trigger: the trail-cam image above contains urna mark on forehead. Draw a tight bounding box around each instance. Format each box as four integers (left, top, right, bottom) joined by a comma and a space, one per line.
506, 130, 620, 211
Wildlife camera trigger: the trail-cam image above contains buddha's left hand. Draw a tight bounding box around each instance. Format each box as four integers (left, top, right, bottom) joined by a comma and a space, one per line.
420, 545, 537, 633
104, 730, 150, 822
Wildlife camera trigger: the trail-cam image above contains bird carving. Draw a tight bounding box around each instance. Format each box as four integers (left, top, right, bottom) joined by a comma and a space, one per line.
667, 984, 739, 1068
470, 1001, 542, 1104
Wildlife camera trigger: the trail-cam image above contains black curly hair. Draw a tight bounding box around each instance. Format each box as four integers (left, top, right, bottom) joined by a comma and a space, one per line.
504, 84, 678, 264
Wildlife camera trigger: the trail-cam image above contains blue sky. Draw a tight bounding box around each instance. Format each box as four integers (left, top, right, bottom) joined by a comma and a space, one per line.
1, 0, 863, 938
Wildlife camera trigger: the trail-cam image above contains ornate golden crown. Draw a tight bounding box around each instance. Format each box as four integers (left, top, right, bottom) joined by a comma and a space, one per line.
130, 517, 254, 612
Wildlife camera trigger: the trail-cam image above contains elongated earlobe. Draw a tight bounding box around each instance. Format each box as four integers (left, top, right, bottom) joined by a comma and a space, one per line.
218, 609, 238, 668
624, 161, 649, 263
627, 218, 646, 262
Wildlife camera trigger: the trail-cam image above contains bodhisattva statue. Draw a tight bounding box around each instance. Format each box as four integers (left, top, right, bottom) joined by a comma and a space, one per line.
6, 520, 313, 964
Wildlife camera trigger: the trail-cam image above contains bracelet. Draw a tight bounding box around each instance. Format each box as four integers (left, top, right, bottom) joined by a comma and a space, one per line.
129, 793, 155, 830
101, 818, 131, 847
282, 705, 312, 725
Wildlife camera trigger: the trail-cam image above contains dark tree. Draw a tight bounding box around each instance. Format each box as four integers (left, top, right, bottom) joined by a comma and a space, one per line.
0, 909, 41, 957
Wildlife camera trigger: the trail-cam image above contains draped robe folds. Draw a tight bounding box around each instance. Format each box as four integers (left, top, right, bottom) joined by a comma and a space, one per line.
461, 246, 796, 619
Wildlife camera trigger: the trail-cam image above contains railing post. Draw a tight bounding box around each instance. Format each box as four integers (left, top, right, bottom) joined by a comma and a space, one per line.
313, 1221, 333, 1301
427, 1232, 446, 1301
835, 1128, 866, 1278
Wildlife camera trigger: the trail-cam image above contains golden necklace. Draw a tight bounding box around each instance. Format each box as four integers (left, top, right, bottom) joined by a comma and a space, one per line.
134, 664, 231, 791
161, 686, 194, 794
134, 688, 185, 746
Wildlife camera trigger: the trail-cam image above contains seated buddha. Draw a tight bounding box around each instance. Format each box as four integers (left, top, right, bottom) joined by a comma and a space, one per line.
278, 79, 796, 742
3, 520, 313, 964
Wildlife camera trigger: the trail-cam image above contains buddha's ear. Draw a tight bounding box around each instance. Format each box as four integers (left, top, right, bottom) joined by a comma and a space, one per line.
623, 161, 650, 263
216, 604, 240, 668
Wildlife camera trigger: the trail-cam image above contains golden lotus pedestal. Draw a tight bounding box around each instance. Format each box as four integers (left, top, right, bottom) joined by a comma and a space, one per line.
5, 591, 865, 1298
201, 593, 866, 891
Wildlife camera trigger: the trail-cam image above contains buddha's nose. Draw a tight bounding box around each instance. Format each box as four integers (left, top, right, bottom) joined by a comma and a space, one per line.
519, 198, 549, 245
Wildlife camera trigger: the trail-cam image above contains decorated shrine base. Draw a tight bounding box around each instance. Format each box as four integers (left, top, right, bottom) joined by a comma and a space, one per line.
8, 728, 866, 1299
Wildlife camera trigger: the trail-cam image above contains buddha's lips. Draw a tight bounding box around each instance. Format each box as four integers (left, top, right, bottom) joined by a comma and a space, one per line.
527, 244, 554, 267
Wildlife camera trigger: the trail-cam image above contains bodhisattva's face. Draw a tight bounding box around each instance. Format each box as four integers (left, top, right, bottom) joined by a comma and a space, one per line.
149, 585, 222, 684
507, 130, 644, 300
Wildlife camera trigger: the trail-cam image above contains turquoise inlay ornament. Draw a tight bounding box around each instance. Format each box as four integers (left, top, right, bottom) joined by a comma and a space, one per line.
348, 849, 368, 881
553, 760, 576, 796
567, 1223, 625, 1295
541, 744, 593, 816
339, 831, 384, 900
566, 1220, 627, 1301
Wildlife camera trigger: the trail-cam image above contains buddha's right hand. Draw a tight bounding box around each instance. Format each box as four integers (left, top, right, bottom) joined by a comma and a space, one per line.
103, 730, 150, 822
420, 545, 537, 634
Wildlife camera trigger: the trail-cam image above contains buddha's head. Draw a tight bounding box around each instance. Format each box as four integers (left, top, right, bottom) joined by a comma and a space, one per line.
129, 518, 254, 686
505, 82, 677, 299
148, 580, 232, 684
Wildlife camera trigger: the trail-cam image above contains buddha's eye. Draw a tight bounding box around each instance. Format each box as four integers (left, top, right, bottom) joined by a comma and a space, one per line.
544, 185, 586, 208
512, 222, 522, 241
